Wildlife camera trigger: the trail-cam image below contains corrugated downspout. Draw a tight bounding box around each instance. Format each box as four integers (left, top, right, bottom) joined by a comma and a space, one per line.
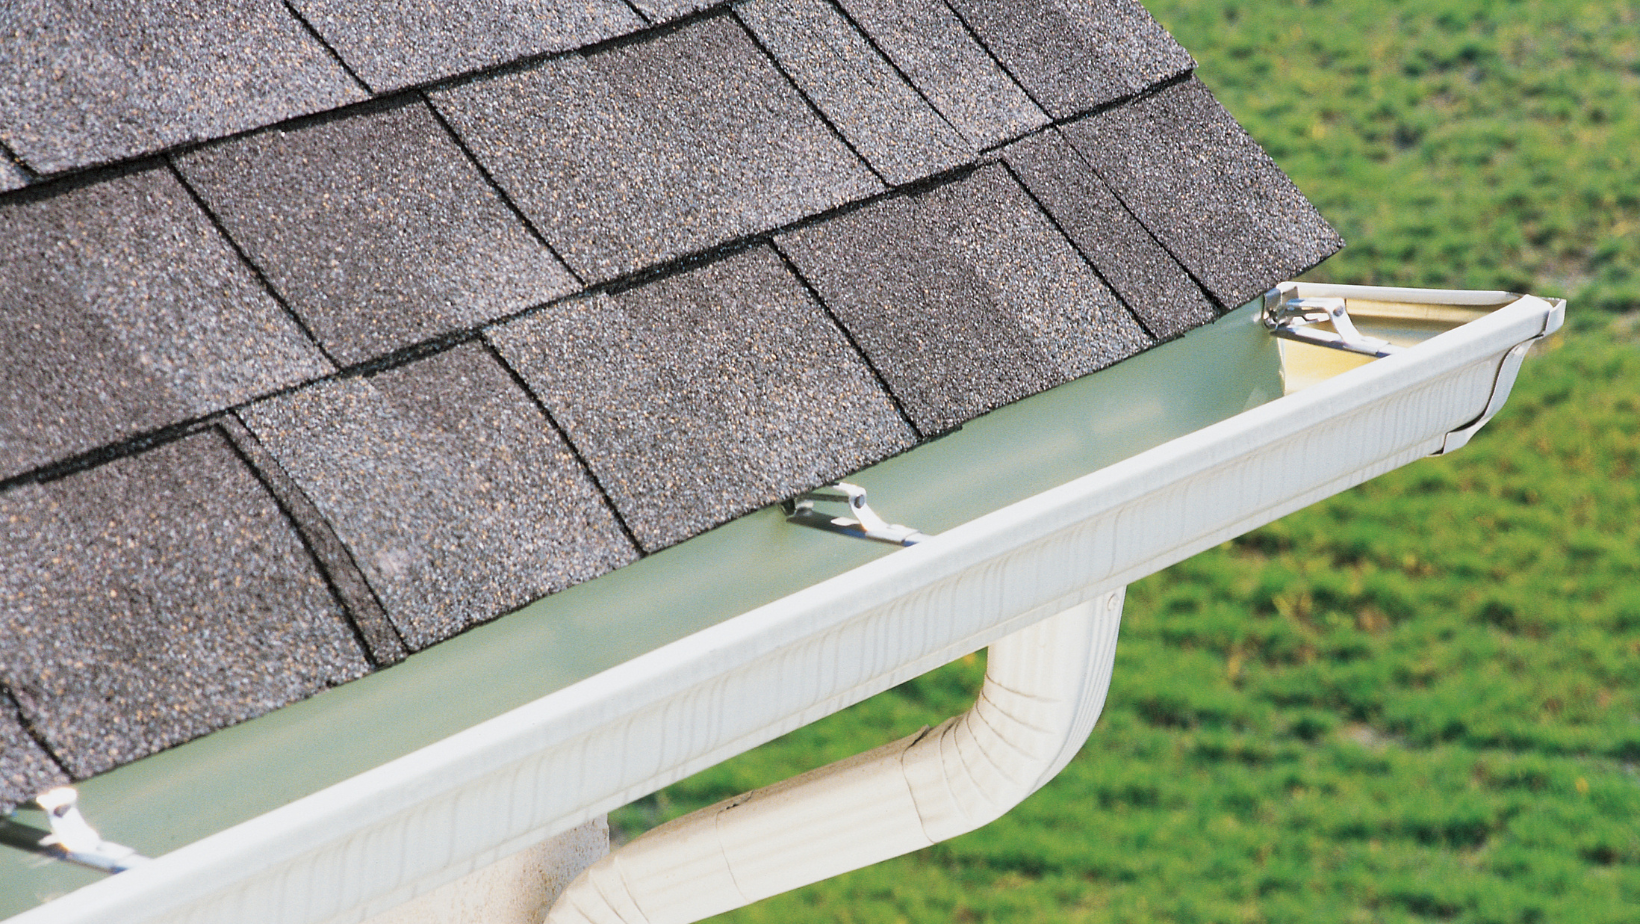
547, 590, 1127, 924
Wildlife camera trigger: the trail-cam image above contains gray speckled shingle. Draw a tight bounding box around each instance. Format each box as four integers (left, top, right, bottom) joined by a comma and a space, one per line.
0, 156, 27, 193
175, 101, 577, 366
778, 163, 1152, 435
239, 344, 638, 650
835, 0, 1046, 149
430, 14, 880, 283
1063, 78, 1345, 309
629, 0, 722, 21
944, 0, 1193, 119
1002, 128, 1216, 339
0, 1, 365, 175
0, 692, 66, 814
288, 0, 644, 92
0, 430, 371, 778
489, 246, 916, 552
0, 167, 333, 481
736, 0, 967, 185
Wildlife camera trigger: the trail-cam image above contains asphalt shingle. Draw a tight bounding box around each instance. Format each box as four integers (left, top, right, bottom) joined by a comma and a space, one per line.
175, 101, 577, 366
0, 157, 27, 192
0, 430, 371, 778
1003, 128, 1216, 339
0, 167, 333, 482
490, 246, 917, 552
778, 163, 1152, 435
430, 14, 880, 283
736, 0, 968, 185
239, 344, 638, 650
834, 0, 1046, 149
628, 0, 721, 21
287, 0, 644, 92
0, 1, 365, 175
944, 0, 1193, 119
0, 692, 67, 814
1063, 77, 1345, 309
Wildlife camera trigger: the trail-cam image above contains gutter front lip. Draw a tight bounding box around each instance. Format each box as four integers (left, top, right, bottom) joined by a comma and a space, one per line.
10, 288, 1562, 924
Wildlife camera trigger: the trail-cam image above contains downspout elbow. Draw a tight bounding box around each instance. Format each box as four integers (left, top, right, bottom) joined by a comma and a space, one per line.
547, 589, 1126, 924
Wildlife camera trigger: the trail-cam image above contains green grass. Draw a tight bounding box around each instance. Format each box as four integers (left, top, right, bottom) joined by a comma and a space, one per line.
612, 2, 1640, 921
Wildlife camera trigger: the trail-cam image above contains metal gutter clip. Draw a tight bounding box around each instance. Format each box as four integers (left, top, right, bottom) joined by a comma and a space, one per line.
784, 482, 928, 547
1263, 288, 1404, 358
0, 787, 149, 874
1435, 296, 1565, 455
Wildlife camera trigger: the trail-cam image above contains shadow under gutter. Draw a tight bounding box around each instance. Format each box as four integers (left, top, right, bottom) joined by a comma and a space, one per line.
7, 287, 1562, 924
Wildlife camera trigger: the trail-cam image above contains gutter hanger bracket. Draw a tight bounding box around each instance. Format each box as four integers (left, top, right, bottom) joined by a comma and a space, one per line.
1263, 287, 1403, 358
0, 787, 149, 874
1435, 295, 1565, 455
783, 482, 928, 546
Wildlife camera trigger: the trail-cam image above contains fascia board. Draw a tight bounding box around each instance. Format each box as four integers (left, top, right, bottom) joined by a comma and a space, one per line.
8, 292, 1560, 924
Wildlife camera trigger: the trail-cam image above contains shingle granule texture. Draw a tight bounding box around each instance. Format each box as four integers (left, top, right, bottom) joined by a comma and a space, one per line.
239, 344, 638, 650
0, 692, 67, 814
834, 0, 1047, 150
944, 0, 1193, 120
628, 0, 722, 21
287, 0, 644, 92
175, 101, 577, 365
430, 14, 880, 283
0, 167, 333, 481
0, 157, 27, 192
778, 163, 1152, 435
489, 246, 917, 552
737, 0, 967, 185
0, 430, 371, 779
0, 1, 365, 175
1003, 129, 1216, 339
1063, 78, 1346, 310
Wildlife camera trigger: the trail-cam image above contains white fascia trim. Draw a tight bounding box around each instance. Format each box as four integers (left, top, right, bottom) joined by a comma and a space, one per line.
12, 291, 1561, 924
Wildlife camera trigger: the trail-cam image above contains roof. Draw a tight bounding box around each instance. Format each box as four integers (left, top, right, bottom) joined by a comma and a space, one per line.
0, 0, 1342, 815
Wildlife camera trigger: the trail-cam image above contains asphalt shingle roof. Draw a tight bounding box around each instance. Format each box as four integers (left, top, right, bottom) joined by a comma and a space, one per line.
0, 0, 1342, 810
0, 167, 331, 481
286, 0, 645, 92
1061, 76, 1346, 309
944, 0, 1194, 119
0, 1, 365, 175
174, 100, 578, 364
738, 0, 970, 184
834, 0, 1048, 150
0, 431, 371, 779
1002, 128, 1218, 338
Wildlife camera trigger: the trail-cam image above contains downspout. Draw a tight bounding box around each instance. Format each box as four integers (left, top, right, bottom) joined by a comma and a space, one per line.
547, 589, 1127, 924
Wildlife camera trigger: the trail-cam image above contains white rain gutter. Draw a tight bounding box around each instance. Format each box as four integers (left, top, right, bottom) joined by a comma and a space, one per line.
10, 286, 1562, 924
548, 591, 1126, 924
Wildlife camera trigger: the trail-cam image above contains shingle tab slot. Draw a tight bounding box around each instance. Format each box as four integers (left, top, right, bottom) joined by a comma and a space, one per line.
835, 0, 1047, 150
0, 431, 372, 779
779, 164, 1152, 435
1003, 128, 1216, 339
174, 101, 578, 366
737, 0, 969, 185
0, 167, 333, 482
1062, 77, 1345, 309
430, 14, 881, 283
944, 0, 1194, 119
240, 344, 639, 651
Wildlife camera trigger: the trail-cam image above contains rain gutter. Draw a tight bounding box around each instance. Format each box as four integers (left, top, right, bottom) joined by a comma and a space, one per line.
4, 286, 1562, 924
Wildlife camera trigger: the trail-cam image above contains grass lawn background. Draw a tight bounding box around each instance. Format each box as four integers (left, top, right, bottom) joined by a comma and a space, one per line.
612, 2, 1640, 921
